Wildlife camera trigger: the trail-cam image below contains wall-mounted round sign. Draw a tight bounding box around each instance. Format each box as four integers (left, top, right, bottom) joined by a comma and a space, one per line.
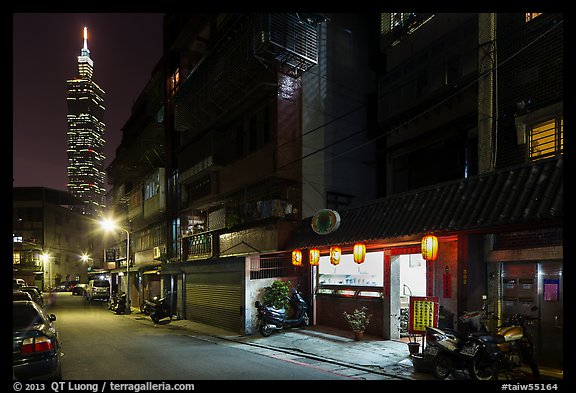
311, 209, 341, 235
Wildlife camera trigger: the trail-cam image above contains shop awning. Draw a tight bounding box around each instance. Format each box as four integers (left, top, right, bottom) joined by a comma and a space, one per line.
288, 156, 563, 249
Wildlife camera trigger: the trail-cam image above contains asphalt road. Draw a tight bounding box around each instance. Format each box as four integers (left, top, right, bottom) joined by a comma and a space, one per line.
45, 292, 356, 381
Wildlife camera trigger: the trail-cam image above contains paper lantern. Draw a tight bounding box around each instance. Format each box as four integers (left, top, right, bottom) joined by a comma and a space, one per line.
421, 234, 438, 261
292, 249, 303, 266
353, 242, 366, 264
309, 248, 320, 266
329, 246, 341, 266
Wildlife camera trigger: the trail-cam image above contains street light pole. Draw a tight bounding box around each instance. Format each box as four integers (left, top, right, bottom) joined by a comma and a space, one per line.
100, 218, 131, 315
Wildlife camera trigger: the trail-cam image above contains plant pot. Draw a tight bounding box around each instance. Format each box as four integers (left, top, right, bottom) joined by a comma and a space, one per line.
353, 331, 364, 341
410, 353, 430, 373
407, 341, 420, 355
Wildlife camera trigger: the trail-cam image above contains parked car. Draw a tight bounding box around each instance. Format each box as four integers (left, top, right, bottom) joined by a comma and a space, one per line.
13, 278, 27, 289
19, 287, 44, 307
85, 279, 110, 301
72, 283, 87, 296
13, 300, 62, 380
13, 290, 34, 302
56, 280, 80, 292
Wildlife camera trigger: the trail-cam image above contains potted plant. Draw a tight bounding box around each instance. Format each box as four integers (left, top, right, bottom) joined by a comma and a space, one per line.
343, 306, 372, 340
263, 280, 291, 309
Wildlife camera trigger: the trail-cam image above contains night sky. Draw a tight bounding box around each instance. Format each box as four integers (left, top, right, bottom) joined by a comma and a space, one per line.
12, 13, 164, 191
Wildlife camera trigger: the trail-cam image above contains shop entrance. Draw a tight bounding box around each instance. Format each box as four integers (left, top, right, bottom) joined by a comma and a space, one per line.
391, 253, 427, 338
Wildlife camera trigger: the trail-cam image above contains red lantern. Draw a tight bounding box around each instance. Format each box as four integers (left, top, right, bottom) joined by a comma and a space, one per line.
292, 249, 303, 266
329, 246, 341, 266
421, 234, 438, 261
309, 248, 320, 266
353, 242, 366, 264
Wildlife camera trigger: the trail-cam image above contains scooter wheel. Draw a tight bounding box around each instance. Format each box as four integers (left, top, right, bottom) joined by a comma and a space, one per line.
431, 353, 451, 380
151, 313, 161, 323
259, 324, 273, 337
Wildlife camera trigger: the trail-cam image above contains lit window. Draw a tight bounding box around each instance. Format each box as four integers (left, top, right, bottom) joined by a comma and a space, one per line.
529, 116, 563, 161
525, 13, 542, 23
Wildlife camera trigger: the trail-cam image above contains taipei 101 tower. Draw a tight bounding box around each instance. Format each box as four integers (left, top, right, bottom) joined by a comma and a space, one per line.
66, 27, 106, 217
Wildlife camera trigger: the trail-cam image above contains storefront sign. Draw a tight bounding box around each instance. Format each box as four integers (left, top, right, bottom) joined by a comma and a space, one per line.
311, 209, 341, 235
408, 296, 439, 334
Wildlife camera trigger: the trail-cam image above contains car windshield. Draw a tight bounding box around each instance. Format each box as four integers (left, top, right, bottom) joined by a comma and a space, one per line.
93, 280, 109, 287
13, 303, 44, 330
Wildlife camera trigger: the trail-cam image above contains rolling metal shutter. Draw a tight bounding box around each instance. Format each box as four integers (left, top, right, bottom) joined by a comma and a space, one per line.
185, 260, 243, 332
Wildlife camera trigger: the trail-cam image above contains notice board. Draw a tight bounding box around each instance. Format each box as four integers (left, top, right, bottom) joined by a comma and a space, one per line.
408, 296, 439, 334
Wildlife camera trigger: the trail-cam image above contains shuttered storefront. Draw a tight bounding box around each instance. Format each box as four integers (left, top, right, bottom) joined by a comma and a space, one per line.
185, 258, 244, 332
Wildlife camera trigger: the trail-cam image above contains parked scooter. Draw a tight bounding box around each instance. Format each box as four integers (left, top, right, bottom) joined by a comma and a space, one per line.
149, 297, 171, 323
108, 292, 127, 314
255, 288, 309, 337
423, 300, 492, 379
108, 293, 119, 311
140, 296, 159, 316
460, 306, 540, 380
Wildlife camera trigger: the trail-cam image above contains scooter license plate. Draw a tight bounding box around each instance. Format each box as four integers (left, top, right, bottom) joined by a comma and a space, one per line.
460, 344, 478, 357
423, 346, 438, 356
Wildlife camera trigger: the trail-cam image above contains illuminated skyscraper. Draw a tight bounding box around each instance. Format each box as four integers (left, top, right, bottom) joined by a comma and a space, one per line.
66, 27, 106, 216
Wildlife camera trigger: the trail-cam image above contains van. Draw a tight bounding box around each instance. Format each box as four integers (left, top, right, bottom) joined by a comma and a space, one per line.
86, 279, 110, 301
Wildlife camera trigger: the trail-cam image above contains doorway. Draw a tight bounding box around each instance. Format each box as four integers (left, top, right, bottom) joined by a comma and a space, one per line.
394, 253, 427, 338
501, 261, 563, 373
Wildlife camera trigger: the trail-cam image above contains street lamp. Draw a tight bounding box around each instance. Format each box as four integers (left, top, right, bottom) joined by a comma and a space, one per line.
41, 252, 51, 290
100, 218, 131, 314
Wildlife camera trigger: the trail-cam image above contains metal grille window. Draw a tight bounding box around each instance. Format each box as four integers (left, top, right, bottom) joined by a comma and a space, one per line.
250, 253, 297, 280
529, 116, 563, 161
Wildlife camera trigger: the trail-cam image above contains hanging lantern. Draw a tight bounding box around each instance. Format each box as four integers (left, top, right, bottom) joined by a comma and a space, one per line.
309, 248, 320, 266
292, 249, 303, 266
421, 234, 438, 261
329, 246, 341, 265
353, 242, 366, 264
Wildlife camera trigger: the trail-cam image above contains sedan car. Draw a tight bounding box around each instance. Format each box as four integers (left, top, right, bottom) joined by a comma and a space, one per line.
71, 283, 87, 296
13, 300, 62, 380
13, 290, 34, 302
18, 287, 44, 307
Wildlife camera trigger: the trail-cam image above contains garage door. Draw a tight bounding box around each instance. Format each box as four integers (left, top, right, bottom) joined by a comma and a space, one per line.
185, 262, 243, 332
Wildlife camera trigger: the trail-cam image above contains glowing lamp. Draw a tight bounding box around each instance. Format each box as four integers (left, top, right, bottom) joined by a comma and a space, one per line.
421, 234, 438, 261
292, 249, 303, 266
309, 248, 320, 266
329, 246, 341, 266
353, 242, 366, 264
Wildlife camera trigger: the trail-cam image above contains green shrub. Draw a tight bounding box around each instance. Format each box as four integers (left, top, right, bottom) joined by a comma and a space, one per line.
263, 280, 291, 309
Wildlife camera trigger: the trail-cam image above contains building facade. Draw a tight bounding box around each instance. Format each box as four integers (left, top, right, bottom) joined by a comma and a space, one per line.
13, 187, 105, 289
99, 12, 562, 377
66, 27, 107, 217
288, 12, 563, 377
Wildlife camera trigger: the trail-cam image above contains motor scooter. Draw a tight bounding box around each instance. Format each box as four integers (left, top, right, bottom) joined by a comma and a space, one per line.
114, 293, 127, 315
149, 297, 171, 323
108, 292, 127, 314
255, 288, 309, 337
422, 298, 492, 379
460, 306, 540, 381
140, 296, 159, 316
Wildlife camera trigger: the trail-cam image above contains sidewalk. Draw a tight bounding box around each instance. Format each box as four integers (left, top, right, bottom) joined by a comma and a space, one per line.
127, 309, 434, 380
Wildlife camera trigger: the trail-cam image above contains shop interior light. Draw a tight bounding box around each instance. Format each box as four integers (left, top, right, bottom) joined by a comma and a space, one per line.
309, 248, 320, 266
353, 242, 366, 264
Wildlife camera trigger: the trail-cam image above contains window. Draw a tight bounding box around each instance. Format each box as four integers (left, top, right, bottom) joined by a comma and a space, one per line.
525, 13, 542, 23
529, 116, 563, 161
